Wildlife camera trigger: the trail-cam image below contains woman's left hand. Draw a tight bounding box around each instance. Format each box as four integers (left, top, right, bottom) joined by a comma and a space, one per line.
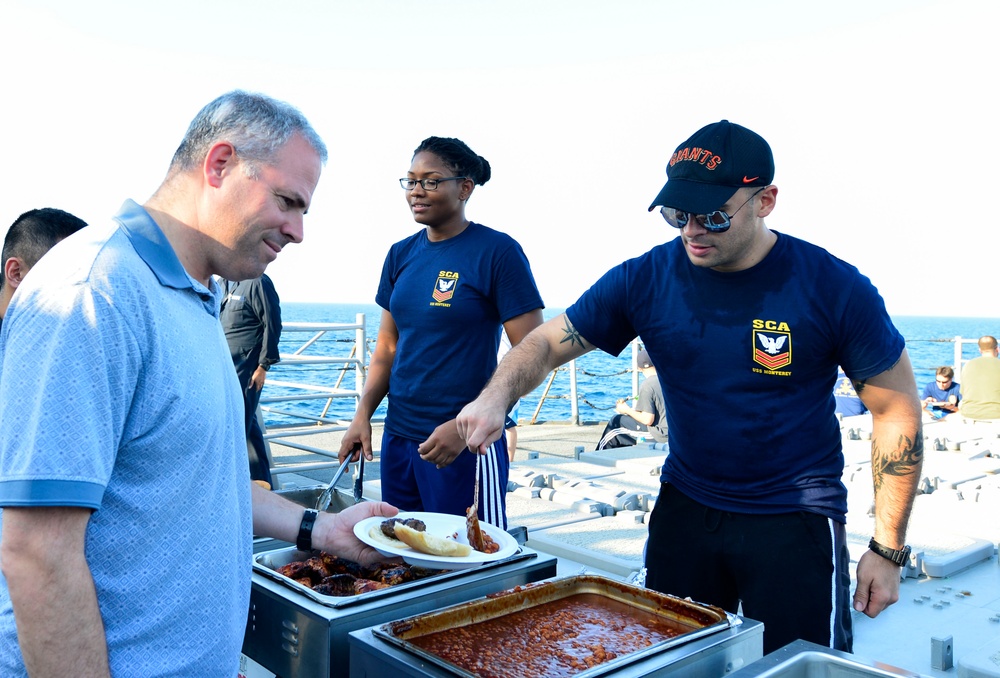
418, 419, 470, 468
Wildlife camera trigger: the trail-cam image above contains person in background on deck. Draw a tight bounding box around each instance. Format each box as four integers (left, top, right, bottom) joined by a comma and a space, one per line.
834, 369, 869, 417
596, 349, 668, 449
339, 136, 543, 529
0, 91, 397, 678
921, 366, 960, 420
455, 120, 922, 655
959, 336, 1000, 420
221, 273, 283, 486
0, 208, 87, 327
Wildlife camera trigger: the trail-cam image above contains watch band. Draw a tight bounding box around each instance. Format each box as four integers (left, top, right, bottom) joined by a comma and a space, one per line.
868, 537, 911, 566
296, 509, 319, 552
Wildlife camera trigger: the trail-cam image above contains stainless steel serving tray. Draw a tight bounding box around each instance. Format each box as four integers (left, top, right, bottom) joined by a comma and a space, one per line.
735, 639, 922, 677
253, 545, 536, 610
372, 573, 738, 677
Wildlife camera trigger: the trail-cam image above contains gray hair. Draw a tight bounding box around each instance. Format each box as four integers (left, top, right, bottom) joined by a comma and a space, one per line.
169, 90, 327, 177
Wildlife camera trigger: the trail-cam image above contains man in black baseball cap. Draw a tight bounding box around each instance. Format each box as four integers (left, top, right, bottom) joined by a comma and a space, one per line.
648, 119, 779, 272
454, 119, 922, 655
649, 119, 774, 214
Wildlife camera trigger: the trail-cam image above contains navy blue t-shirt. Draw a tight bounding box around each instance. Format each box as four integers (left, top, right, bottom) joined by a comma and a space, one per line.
566, 232, 904, 522
377, 222, 543, 440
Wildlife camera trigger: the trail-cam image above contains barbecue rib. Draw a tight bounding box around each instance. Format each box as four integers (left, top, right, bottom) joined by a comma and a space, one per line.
274, 551, 444, 598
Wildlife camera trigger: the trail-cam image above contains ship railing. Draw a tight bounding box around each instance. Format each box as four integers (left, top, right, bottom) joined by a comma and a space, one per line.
526, 339, 644, 426
908, 335, 981, 377
258, 314, 368, 479
952, 335, 977, 373
257, 317, 641, 478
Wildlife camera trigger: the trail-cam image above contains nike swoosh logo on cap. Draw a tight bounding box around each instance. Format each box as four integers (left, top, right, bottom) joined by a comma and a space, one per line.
743, 176, 759, 183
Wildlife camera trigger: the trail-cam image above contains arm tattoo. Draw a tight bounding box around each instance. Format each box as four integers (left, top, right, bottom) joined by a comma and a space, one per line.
872, 432, 924, 493
558, 316, 585, 349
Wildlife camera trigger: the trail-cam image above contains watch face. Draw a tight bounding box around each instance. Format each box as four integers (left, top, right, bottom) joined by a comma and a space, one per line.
888, 545, 910, 565
869, 538, 910, 566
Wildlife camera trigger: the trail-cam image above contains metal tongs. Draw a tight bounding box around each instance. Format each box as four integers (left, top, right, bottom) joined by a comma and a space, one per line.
314, 459, 352, 512
353, 454, 365, 504
467, 452, 486, 551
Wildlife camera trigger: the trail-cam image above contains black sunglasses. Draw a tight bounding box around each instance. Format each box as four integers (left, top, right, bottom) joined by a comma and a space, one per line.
659, 187, 765, 233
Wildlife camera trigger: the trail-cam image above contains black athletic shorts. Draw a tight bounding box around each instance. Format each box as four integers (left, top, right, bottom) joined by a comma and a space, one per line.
644, 483, 853, 655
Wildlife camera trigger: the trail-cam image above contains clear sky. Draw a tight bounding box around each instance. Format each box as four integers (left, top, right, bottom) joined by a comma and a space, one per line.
2, 0, 996, 317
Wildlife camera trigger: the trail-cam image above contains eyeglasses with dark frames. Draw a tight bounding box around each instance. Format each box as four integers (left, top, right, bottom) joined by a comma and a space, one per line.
399, 177, 467, 191
659, 187, 766, 233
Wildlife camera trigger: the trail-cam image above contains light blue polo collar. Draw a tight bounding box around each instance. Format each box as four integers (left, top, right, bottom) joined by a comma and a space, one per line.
113, 199, 221, 313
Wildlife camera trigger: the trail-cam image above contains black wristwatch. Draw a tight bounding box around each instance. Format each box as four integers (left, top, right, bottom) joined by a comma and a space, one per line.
296, 509, 319, 552
868, 538, 911, 566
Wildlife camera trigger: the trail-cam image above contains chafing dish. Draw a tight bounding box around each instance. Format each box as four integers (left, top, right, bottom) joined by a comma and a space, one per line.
243, 488, 558, 678
348, 575, 764, 677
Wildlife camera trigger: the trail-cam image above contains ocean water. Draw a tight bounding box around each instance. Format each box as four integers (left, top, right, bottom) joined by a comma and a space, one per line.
265, 303, 1000, 427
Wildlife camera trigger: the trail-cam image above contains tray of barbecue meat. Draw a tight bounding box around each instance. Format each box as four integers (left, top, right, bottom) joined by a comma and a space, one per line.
254, 546, 477, 609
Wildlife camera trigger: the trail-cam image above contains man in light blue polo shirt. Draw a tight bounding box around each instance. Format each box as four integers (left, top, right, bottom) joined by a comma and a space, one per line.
0, 91, 398, 677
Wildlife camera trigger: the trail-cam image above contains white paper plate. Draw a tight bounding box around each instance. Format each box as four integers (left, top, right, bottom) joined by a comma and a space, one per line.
354, 511, 518, 570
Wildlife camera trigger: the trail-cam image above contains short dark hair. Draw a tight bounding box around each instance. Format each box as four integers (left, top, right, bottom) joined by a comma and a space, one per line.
413, 137, 491, 186
1, 208, 88, 286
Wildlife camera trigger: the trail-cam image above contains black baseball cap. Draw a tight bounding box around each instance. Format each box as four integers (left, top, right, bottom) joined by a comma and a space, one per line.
636, 349, 652, 369
648, 120, 774, 214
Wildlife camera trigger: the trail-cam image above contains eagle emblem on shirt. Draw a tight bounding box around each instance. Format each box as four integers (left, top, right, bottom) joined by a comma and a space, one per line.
432, 272, 459, 303
752, 328, 792, 370
758, 335, 786, 354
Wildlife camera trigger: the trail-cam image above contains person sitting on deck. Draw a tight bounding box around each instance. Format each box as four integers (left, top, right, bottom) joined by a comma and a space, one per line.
596, 349, 668, 449
921, 366, 960, 420
959, 336, 1000, 420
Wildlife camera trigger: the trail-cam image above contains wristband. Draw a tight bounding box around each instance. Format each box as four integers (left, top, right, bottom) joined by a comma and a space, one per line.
868, 537, 911, 566
296, 509, 319, 552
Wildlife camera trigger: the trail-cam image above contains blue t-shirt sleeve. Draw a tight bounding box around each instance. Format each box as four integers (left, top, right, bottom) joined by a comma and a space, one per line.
492, 238, 544, 322
566, 260, 640, 358
375, 246, 397, 310
834, 272, 905, 381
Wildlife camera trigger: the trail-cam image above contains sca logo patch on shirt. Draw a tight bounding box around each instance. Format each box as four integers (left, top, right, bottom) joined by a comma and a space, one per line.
752, 319, 792, 371
432, 271, 459, 304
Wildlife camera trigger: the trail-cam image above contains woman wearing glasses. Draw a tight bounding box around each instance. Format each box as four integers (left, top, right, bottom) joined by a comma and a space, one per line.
339, 136, 543, 529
